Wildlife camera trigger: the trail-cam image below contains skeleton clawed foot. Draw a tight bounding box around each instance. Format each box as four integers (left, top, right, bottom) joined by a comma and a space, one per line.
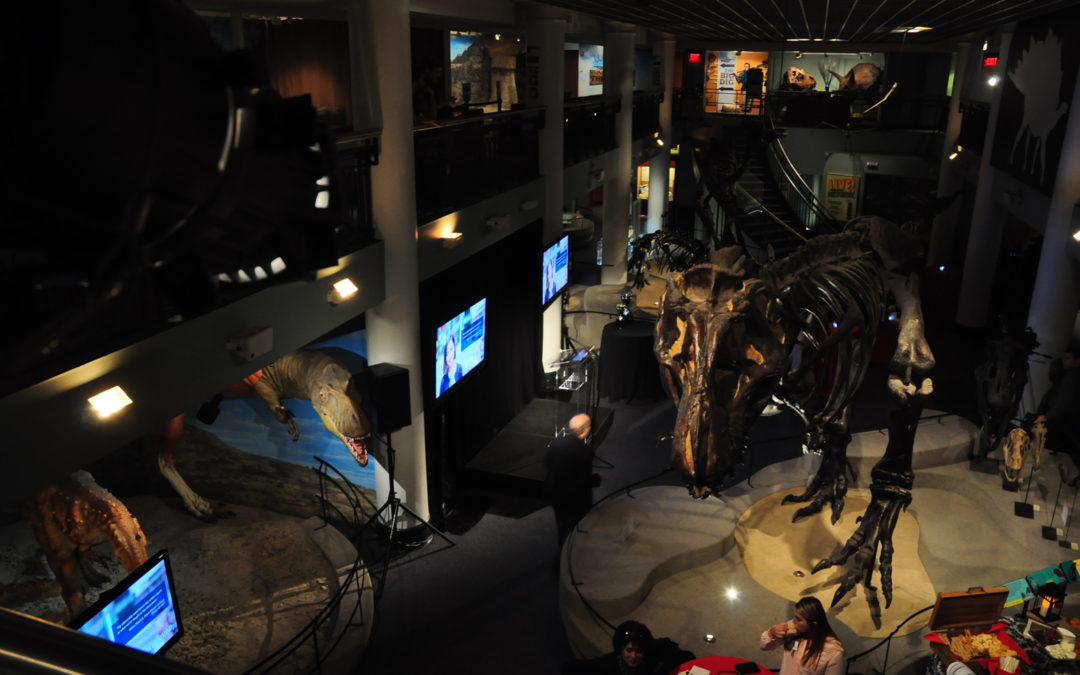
812, 486, 909, 609
782, 453, 853, 524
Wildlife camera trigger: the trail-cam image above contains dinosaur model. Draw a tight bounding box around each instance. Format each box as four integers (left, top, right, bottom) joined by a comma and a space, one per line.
654, 215, 934, 610
828, 62, 882, 92
153, 348, 374, 520
26, 470, 149, 618
973, 324, 1039, 458
1003, 421, 1046, 486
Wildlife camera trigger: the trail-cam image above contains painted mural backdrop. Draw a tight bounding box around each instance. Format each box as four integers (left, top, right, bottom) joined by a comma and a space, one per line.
190, 330, 376, 490
577, 44, 604, 97
991, 6, 1080, 195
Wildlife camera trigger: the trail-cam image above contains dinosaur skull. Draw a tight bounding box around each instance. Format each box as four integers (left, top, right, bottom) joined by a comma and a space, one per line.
783, 66, 816, 89
655, 264, 788, 498
1002, 428, 1030, 482
313, 365, 374, 467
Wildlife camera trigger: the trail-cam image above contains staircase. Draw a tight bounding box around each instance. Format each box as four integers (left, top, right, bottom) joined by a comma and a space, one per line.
728, 128, 807, 259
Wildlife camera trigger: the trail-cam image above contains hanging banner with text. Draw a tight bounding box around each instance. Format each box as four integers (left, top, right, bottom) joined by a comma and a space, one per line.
825, 173, 859, 222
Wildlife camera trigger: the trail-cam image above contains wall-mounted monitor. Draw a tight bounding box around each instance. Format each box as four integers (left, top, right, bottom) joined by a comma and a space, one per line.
435, 298, 487, 398
70, 550, 183, 656
541, 234, 569, 308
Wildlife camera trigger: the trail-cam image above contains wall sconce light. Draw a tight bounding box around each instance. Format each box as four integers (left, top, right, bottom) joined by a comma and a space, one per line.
88, 385, 133, 419
1071, 229, 1080, 242
442, 231, 464, 249
653, 131, 665, 147
988, 75, 1000, 86
329, 277, 358, 304
948, 151, 959, 160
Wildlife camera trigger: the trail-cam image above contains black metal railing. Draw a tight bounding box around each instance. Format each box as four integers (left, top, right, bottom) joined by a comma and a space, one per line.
563, 96, 618, 166
763, 115, 841, 234
413, 107, 544, 225
332, 130, 379, 252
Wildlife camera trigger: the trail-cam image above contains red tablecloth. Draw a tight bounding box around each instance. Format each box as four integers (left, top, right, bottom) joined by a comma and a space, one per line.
924, 622, 1030, 675
671, 655, 772, 675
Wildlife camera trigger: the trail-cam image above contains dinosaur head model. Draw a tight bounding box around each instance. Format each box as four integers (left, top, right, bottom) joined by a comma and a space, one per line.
655, 263, 788, 498
310, 363, 373, 467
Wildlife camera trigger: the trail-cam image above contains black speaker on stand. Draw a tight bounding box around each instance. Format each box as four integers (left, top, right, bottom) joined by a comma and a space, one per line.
363, 364, 453, 601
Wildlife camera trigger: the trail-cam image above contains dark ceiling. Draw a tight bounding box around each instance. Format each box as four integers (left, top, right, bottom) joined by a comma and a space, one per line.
541, 0, 1077, 46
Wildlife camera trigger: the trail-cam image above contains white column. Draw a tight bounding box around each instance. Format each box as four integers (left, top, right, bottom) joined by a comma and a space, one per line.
1024, 76, 1080, 407
645, 36, 675, 234
927, 41, 971, 268
600, 24, 635, 284
356, 0, 429, 526
529, 8, 568, 372
956, 31, 1012, 328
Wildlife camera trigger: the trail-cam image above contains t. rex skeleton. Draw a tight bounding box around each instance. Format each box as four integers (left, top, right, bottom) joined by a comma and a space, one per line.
654, 216, 934, 609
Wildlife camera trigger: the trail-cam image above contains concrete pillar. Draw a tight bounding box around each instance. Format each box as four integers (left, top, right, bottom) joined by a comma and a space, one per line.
356, 0, 429, 526
927, 40, 971, 268
1024, 75, 1080, 407
955, 30, 1012, 329
529, 8, 568, 371
645, 36, 675, 234
600, 24, 635, 284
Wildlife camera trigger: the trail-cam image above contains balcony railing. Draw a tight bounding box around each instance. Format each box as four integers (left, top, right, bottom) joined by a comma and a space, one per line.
563, 96, 617, 166
414, 107, 544, 225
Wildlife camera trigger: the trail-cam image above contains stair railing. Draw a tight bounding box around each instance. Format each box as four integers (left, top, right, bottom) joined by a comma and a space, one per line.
762, 115, 842, 234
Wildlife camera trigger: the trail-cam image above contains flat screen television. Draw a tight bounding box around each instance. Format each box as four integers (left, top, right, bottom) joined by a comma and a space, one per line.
69, 549, 183, 656
541, 234, 569, 307
435, 298, 487, 398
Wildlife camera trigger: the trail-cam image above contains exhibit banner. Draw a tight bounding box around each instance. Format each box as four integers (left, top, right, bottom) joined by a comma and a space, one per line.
990, 5, 1080, 195
578, 44, 604, 96
825, 172, 859, 221
704, 51, 738, 112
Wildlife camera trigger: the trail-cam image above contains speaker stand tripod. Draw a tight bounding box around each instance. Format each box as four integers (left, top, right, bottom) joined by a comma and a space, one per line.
362, 431, 454, 601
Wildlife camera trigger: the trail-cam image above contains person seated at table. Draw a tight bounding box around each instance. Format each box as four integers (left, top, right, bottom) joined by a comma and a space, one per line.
562, 620, 695, 675
760, 596, 844, 675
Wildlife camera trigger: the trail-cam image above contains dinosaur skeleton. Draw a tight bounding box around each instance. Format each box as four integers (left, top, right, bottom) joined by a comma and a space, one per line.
654, 216, 934, 609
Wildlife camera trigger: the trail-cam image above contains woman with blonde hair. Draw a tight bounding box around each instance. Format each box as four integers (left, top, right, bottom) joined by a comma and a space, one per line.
760, 596, 844, 675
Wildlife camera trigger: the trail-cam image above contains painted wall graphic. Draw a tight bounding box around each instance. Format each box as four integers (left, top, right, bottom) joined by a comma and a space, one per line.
190, 330, 376, 491
577, 44, 604, 96
991, 6, 1080, 195
825, 172, 859, 221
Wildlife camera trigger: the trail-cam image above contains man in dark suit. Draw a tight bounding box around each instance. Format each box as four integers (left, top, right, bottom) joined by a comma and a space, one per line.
544, 414, 599, 548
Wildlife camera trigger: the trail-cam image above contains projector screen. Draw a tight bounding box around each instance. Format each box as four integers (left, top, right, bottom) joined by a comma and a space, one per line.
435, 298, 487, 398
70, 550, 183, 656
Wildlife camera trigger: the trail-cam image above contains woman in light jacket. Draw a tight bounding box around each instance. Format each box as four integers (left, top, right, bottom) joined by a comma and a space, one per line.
760, 596, 845, 675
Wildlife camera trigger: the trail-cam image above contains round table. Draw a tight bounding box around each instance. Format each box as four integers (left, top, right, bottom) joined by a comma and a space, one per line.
671, 655, 773, 675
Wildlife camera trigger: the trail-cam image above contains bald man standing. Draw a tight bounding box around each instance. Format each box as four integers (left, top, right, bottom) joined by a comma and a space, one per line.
543, 414, 599, 548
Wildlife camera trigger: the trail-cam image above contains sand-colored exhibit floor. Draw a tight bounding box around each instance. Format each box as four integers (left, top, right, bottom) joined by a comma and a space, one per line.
560, 413, 1080, 674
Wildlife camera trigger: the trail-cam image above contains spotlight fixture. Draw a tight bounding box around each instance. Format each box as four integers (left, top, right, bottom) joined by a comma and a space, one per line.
948, 151, 958, 160
988, 75, 1000, 86
653, 131, 665, 147
725, 587, 739, 600
442, 231, 464, 249
329, 277, 358, 304
88, 385, 133, 418
1072, 229, 1080, 242
795, 51, 803, 59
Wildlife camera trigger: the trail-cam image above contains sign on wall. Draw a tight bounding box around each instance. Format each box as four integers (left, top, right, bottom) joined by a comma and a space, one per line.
825, 173, 859, 221
990, 6, 1080, 195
